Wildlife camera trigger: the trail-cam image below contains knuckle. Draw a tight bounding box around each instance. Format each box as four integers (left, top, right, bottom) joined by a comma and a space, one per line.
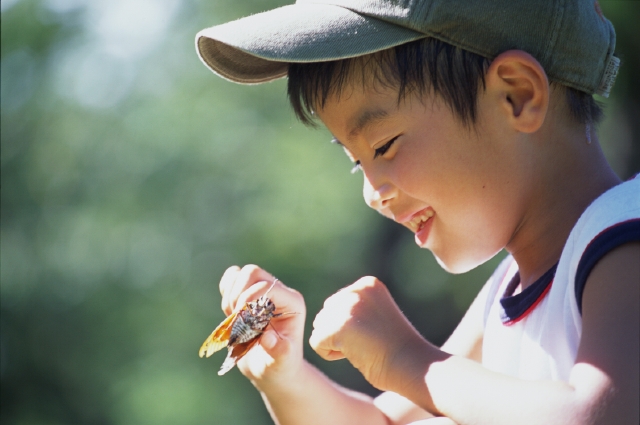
241, 264, 262, 278
309, 336, 331, 358
308, 333, 319, 349
287, 286, 302, 299
356, 275, 380, 288
238, 286, 259, 304
221, 299, 231, 315
288, 288, 306, 311
312, 311, 324, 329
225, 265, 241, 274
323, 293, 345, 310
219, 266, 240, 290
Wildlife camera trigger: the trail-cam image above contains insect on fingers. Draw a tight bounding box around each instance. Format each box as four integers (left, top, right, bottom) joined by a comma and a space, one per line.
227, 266, 273, 310
201, 277, 298, 375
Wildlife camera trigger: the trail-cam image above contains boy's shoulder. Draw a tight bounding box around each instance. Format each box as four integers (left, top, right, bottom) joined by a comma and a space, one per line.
566, 174, 640, 264
568, 174, 640, 238
564, 174, 640, 313
482, 175, 639, 380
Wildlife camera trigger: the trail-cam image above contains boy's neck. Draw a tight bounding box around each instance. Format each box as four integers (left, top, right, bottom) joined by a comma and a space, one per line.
505, 126, 621, 290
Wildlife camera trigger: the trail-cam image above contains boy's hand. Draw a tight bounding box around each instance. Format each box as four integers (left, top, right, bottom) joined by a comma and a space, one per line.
218, 265, 306, 386
309, 276, 428, 391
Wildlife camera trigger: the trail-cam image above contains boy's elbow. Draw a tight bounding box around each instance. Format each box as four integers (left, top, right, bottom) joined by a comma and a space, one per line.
567, 363, 639, 425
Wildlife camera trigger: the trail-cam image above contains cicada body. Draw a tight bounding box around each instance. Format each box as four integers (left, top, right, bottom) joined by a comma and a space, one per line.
199, 283, 283, 375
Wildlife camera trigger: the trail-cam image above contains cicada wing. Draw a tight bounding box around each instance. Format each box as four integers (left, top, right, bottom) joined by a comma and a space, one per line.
200, 336, 228, 359
217, 337, 260, 376
198, 312, 238, 358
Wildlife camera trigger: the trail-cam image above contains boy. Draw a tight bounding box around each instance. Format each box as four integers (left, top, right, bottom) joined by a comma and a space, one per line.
196, 1, 639, 423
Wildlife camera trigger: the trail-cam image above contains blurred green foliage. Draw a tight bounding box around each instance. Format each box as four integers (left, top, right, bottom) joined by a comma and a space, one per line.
1, 1, 638, 424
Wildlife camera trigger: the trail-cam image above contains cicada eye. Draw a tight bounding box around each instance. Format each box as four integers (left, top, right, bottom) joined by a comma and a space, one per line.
257, 298, 274, 313
266, 300, 276, 313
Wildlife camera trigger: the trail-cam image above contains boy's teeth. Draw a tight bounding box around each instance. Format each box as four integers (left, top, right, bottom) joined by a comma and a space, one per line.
408, 210, 434, 231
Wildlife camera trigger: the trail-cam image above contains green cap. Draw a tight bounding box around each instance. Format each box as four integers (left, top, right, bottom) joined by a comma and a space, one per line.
196, 0, 619, 97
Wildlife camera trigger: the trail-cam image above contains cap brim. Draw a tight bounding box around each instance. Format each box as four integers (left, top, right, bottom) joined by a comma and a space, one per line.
196, 3, 425, 84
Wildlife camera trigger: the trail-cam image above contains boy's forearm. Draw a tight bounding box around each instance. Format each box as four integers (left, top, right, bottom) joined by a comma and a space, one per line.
254, 360, 390, 425
390, 245, 639, 425
391, 342, 606, 425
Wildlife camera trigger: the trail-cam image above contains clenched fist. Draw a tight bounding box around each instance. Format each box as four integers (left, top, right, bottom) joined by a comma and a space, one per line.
309, 276, 429, 391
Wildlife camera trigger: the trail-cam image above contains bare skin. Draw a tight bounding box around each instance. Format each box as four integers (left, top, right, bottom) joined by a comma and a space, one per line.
213, 51, 638, 424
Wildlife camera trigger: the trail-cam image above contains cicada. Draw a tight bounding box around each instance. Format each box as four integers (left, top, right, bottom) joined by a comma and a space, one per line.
199, 280, 289, 375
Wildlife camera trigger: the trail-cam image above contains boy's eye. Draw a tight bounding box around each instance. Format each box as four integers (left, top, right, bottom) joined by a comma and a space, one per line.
373, 136, 398, 159
348, 135, 398, 174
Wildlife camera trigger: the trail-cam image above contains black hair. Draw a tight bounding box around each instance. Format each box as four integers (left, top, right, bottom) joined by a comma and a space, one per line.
287, 38, 603, 127
564, 85, 604, 126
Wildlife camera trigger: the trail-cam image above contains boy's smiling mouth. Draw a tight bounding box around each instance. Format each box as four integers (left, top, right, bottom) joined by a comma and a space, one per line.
409, 208, 435, 247
404, 208, 435, 233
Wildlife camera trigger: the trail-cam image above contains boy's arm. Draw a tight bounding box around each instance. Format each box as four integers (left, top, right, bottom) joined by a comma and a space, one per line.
255, 360, 391, 425
374, 276, 490, 424
264, 274, 490, 425
216, 265, 391, 425
383, 242, 640, 424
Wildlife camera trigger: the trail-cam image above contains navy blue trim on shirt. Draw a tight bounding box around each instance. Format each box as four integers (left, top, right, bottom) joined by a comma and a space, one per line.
500, 263, 558, 325
575, 218, 640, 314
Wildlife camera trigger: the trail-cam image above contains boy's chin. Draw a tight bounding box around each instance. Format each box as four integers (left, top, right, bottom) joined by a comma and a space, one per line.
432, 251, 495, 275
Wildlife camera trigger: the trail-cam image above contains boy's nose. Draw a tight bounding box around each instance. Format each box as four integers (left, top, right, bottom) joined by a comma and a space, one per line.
363, 177, 396, 211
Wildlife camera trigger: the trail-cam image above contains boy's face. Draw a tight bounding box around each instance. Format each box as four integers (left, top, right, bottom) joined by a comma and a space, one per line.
317, 82, 528, 273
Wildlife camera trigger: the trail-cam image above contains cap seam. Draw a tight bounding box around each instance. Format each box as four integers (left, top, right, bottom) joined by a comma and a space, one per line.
409, 0, 433, 34
596, 18, 618, 97
541, 0, 580, 91
543, 0, 564, 68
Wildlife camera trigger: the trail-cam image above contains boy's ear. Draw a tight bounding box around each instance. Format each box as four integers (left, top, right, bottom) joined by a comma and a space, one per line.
485, 50, 549, 133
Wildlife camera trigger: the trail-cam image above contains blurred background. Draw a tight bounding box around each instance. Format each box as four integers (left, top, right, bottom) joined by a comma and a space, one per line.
1, 0, 638, 424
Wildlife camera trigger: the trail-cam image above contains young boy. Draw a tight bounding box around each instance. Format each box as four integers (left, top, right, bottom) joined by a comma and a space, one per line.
195, 1, 639, 423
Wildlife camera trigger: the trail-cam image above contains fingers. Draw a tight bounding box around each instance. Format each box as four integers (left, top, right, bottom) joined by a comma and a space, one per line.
219, 265, 241, 301
219, 264, 305, 318
309, 289, 359, 361
220, 264, 273, 315
235, 328, 300, 380
218, 265, 270, 314
309, 312, 347, 361
235, 278, 305, 319
259, 329, 279, 350
308, 277, 391, 362
310, 344, 346, 361
257, 329, 294, 360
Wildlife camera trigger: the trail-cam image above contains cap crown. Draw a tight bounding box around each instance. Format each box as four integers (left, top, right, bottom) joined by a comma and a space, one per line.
197, 0, 619, 96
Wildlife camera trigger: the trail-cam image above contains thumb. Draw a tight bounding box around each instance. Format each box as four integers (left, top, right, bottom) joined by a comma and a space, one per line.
260, 329, 278, 350
259, 329, 291, 359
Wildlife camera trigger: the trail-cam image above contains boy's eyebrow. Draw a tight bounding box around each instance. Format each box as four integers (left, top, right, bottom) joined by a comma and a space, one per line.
348, 108, 390, 140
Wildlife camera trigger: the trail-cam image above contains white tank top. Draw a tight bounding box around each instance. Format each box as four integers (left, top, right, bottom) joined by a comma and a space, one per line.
482, 175, 640, 381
